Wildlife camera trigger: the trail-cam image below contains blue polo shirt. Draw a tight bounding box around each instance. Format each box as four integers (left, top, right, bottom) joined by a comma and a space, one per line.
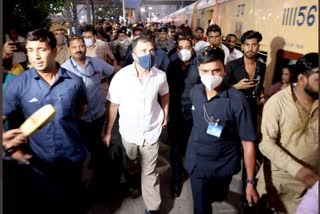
184, 83, 257, 178
3, 67, 88, 163
61, 56, 114, 122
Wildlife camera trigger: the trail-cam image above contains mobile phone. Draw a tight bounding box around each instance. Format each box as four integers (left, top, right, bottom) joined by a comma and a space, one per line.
14, 42, 25, 52
251, 79, 259, 83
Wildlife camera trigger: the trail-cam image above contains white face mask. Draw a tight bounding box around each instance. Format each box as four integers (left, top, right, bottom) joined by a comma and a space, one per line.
84, 38, 94, 47
200, 75, 223, 90
178, 49, 192, 62
119, 39, 127, 45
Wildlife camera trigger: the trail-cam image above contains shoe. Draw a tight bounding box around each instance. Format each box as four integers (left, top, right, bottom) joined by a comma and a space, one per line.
145, 209, 158, 214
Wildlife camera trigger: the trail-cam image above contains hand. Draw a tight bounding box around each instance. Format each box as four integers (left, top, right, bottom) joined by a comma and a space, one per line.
246, 184, 259, 207
103, 132, 112, 147
259, 97, 266, 105
3, 129, 28, 149
162, 118, 168, 128
3, 42, 17, 56
234, 78, 257, 90
296, 167, 318, 188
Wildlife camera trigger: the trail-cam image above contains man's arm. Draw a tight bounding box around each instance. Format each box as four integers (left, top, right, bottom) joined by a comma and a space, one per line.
259, 98, 317, 188
103, 102, 119, 146
242, 140, 259, 206
160, 93, 169, 128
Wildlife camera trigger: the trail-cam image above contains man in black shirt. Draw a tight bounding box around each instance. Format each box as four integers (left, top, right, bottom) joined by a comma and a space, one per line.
166, 36, 200, 197
224, 30, 266, 123
185, 47, 259, 214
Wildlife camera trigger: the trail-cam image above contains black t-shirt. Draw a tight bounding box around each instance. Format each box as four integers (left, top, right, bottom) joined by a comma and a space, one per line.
184, 83, 257, 178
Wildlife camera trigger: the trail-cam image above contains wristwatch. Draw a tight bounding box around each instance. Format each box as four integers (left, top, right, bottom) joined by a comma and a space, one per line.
246, 178, 257, 185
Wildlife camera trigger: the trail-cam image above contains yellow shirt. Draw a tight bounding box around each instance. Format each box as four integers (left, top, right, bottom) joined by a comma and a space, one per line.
55, 44, 69, 65
7, 63, 25, 75
256, 85, 318, 214
86, 39, 114, 62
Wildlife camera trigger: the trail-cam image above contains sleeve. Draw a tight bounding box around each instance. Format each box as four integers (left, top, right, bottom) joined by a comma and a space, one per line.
224, 62, 233, 85
161, 54, 170, 72
106, 74, 121, 104
259, 97, 303, 177
159, 73, 169, 96
75, 79, 88, 108
232, 94, 257, 141
3, 77, 20, 116
104, 42, 115, 60
99, 59, 115, 77
296, 181, 318, 214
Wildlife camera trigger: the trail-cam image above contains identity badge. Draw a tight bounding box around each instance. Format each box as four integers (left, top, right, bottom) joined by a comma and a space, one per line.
206, 122, 224, 138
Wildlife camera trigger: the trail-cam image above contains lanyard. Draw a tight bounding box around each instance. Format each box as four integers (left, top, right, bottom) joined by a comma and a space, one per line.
69, 57, 99, 78
203, 104, 220, 125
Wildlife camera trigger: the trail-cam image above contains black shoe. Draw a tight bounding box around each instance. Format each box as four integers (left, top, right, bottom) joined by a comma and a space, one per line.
145, 209, 158, 214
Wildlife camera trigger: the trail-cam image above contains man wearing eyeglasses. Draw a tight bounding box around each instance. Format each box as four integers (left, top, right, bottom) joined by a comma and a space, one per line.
166, 36, 200, 197
184, 47, 258, 214
104, 36, 169, 214
61, 36, 115, 192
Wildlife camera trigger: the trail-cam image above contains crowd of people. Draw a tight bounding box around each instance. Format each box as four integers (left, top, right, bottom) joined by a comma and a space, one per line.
2, 18, 318, 214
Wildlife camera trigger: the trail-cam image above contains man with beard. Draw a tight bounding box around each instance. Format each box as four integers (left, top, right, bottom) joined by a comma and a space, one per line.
224, 30, 266, 124
256, 53, 319, 214
225, 34, 243, 62
61, 36, 115, 194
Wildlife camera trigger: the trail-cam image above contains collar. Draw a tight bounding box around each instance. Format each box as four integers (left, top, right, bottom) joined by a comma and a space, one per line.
129, 63, 156, 77
200, 82, 230, 101
70, 56, 91, 68
31, 65, 69, 80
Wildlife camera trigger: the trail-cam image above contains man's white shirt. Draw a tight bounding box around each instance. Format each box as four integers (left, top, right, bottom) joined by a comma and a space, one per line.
107, 64, 169, 146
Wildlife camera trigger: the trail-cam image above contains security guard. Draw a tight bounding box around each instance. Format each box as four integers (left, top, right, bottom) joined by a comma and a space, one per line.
184, 47, 259, 214
155, 27, 176, 54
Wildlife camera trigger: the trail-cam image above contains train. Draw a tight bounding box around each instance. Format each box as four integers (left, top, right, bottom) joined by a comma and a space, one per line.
159, 0, 318, 87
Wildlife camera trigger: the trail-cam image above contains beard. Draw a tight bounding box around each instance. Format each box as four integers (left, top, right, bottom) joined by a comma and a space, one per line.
304, 84, 319, 99
244, 51, 256, 59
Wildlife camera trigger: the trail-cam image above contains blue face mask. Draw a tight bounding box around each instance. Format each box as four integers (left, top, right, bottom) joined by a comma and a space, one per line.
137, 53, 155, 70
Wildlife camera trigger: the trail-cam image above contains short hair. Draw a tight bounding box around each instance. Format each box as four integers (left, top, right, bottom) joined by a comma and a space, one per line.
240, 30, 262, 44
291, 52, 319, 82
177, 35, 193, 47
26, 28, 56, 50
133, 27, 143, 34
132, 36, 153, 52
195, 27, 204, 33
197, 46, 225, 65
83, 24, 97, 35
206, 24, 221, 36
226, 34, 237, 40
67, 35, 84, 47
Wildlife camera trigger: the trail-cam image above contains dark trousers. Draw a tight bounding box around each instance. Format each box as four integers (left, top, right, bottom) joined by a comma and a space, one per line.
29, 157, 85, 214
4, 159, 67, 214
79, 114, 105, 169
168, 117, 193, 184
190, 175, 232, 214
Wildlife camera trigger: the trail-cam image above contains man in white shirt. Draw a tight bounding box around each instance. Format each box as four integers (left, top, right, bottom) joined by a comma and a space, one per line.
225, 34, 243, 62
205, 24, 230, 65
104, 36, 169, 214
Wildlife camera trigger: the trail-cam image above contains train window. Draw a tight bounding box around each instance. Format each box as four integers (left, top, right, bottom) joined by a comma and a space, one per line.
273, 50, 302, 84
